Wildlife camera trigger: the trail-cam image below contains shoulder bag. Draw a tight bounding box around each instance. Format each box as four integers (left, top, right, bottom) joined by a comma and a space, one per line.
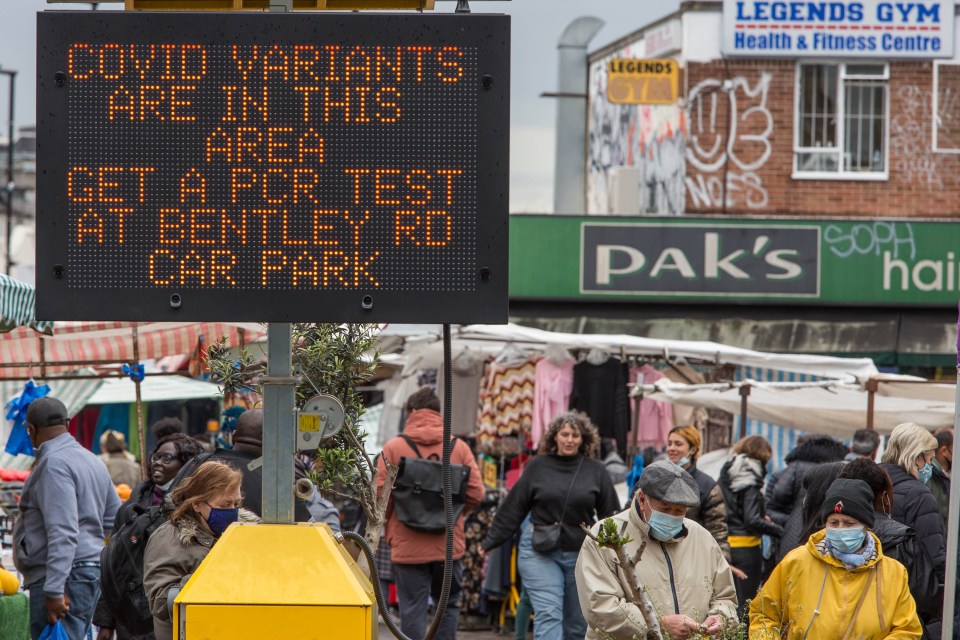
531, 457, 584, 553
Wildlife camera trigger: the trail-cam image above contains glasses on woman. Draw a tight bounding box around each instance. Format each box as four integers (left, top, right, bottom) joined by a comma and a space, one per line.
150, 453, 178, 464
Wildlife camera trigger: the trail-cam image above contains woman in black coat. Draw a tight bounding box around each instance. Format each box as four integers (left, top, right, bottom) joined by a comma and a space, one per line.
94, 433, 204, 640
719, 435, 784, 618
879, 422, 944, 638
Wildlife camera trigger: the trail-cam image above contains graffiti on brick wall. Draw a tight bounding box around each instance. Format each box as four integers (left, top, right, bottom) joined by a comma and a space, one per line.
685, 73, 774, 210
891, 84, 957, 189
587, 59, 686, 215
586, 98, 686, 214
636, 107, 685, 214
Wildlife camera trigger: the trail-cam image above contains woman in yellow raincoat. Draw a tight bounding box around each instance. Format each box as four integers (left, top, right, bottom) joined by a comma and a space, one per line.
749, 478, 922, 639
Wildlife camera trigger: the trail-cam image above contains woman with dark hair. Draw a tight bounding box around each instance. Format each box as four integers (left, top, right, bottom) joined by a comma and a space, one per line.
765, 435, 849, 563
842, 457, 941, 633
95, 433, 205, 640
795, 461, 846, 544
482, 411, 619, 640
114, 433, 206, 530
143, 461, 258, 640
719, 435, 783, 616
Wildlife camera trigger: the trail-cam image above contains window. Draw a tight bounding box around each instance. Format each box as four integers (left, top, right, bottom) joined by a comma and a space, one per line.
794, 63, 888, 179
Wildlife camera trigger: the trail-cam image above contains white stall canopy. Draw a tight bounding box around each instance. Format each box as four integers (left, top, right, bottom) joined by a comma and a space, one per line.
86, 374, 224, 405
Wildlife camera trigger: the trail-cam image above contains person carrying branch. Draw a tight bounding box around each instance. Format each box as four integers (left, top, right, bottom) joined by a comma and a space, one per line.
576, 460, 738, 640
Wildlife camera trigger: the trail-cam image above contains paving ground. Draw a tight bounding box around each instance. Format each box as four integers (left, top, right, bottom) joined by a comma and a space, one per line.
377, 617, 525, 639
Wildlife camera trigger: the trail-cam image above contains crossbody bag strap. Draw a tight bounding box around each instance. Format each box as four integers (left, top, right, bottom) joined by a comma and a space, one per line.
556, 457, 585, 525
841, 567, 876, 640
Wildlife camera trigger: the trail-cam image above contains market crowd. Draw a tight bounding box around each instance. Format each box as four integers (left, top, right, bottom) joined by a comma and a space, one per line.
7, 389, 955, 640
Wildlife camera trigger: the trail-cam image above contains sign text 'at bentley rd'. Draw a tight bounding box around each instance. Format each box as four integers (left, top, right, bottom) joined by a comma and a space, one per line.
36, 12, 510, 322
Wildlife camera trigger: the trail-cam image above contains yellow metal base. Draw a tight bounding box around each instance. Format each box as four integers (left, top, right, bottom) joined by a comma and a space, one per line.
174, 523, 377, 639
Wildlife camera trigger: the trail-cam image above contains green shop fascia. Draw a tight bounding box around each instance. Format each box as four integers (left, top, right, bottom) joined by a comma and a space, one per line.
508, 215, 960, 368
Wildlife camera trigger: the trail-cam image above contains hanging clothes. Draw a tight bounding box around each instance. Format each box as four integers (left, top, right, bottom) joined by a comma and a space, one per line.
570, 357, 630, 457
628, 364, 674, 450
476, 358, 536, 455
376, 376, 404, 448
531, 357, 574, 449
449, 350, 485, 436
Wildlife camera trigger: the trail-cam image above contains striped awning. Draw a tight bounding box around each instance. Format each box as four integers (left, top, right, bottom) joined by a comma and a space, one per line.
0, 322, 265, 379
0, 274, 53, 335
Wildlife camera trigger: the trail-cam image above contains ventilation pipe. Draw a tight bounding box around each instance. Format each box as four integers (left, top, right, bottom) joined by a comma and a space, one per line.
553, 16, 604, 213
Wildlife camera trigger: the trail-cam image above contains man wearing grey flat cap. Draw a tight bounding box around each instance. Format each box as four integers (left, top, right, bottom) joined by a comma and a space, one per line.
576, 460, 738, 640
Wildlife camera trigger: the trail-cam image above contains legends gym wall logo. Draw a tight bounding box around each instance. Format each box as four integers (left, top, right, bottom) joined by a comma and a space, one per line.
580, 223, 820, 297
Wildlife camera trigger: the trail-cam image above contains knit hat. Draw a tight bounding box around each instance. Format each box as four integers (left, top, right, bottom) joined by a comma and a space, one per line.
822, 478, 876, 528
638, 460, 700, 507
25, 397, 68, 428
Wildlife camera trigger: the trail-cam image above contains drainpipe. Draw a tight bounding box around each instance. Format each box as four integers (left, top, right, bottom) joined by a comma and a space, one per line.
552, 17, 604, 214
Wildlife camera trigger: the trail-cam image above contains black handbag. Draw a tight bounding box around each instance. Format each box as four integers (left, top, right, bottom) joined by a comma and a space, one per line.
531, 457, 583, 553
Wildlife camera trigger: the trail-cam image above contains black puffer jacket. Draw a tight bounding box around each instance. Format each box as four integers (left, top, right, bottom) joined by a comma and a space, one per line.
881, 461, 945, 633
765, 437, 849, 526
880, 462, 946, 578
719, 454, 784, 538
766, 439, 848, 562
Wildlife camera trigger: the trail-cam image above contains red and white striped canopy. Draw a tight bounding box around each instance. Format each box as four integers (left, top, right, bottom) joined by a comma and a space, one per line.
0, 321, 265, 378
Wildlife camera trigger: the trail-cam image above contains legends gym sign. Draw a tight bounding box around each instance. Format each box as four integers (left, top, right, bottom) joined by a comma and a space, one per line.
723, 0, 955, 58
36, 12, 510, 322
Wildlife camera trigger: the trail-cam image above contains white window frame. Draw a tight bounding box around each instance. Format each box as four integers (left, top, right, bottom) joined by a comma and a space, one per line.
933, 60, 960, 154
792, 61, 890, 181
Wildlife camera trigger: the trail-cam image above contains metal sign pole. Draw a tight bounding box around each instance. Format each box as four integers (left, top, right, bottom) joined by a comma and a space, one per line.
261, 322, 297, 524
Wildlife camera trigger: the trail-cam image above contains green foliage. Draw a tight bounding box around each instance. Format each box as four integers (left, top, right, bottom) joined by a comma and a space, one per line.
207, 323, 382, 519
595, 518, 634, 549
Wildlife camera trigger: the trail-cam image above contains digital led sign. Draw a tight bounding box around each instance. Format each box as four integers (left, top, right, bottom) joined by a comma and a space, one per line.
37, 12, 510, 322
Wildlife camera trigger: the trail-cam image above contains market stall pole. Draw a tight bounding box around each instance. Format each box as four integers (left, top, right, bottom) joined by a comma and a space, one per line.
942, 306, 960, 640
737, 384, 750, 441
133, 325, 147, 479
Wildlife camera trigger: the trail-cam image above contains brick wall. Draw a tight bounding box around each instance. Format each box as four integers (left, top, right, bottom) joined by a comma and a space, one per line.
684, 59, 960, 217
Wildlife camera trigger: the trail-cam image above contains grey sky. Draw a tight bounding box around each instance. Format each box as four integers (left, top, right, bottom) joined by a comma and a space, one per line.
0, 0, 680, 211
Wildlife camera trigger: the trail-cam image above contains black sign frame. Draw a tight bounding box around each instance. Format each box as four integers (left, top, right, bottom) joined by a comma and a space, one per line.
37, 11, 510, 322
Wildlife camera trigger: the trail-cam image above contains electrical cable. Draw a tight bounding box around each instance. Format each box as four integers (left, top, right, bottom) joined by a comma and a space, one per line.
339, 323, 455, 640
423, 322, 455, 639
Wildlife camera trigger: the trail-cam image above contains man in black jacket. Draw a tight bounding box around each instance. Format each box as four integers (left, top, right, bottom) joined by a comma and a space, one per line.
208, 409, 337, 525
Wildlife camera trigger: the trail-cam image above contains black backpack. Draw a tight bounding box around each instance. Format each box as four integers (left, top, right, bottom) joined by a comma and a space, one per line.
390, 435, 471, 534
890, 530, 942, 623
99, 452, 212, 634
99, 504, 166, 635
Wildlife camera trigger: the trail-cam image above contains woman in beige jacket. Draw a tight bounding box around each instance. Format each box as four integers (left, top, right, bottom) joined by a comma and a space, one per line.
142, 461, 258, 640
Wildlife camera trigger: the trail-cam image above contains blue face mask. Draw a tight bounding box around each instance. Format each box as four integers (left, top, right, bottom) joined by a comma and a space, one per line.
918, 462, 933, 484
674, 456, 691, 468
647, 509, 684, 541
204, 506, 239, 537
825, 526, 866, 554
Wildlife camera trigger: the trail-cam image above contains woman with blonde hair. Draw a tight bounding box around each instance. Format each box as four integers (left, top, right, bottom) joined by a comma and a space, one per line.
482, 411, 619, 640
665, 425, 731, 561
719, 435, 783, 617
879, 422, 945, 638
142, 461, 258, 640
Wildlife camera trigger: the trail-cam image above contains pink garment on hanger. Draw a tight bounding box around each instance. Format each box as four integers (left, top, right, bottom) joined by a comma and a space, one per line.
531, 357, 574, 449
629, 364, 673, 449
